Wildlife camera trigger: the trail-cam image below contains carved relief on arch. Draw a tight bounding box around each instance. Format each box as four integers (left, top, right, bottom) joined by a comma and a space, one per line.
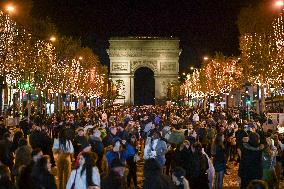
131, 60, 158, 74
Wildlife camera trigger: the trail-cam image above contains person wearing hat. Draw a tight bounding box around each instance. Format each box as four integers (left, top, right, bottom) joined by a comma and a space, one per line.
101, 158, 127, 189
171, 167, 190, 189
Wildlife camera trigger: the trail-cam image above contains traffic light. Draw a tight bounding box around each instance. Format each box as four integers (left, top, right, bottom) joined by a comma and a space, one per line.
17, 81, 31, 90
245, 95, 251, 105
246, 99, 252, 105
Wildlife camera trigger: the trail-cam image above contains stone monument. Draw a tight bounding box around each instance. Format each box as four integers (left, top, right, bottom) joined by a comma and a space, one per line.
107, 37, 181, 105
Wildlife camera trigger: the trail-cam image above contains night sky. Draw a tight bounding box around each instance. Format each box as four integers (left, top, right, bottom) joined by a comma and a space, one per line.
29, 0, 258, 73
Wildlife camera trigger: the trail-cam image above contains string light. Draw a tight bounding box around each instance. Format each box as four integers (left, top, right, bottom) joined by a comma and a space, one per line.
0, 11, 105, 103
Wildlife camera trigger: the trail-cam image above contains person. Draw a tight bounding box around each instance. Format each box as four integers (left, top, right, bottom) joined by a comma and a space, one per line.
0, 165, 15, 189
88, 128, 104, 172
188, 142, 209, 189
239, 132, 263, 189
11, 130, 23, 152
247, 179, 268, 189
106, 138, 126, 167
31, 155, 56, 189
16, 148, 44, 189
12, 137, 32, 179
66, 152, 100, 189
262, 138, 277, 189
29, 124, 45, 150
124, 136, 138, 188
171, 167, 190, 189
0, 132, 14, 171
101, 158, 127, 189
53, 129, 74, 189
74, 127, 88, 159
19, 116, 30, 138
143, 158, 175, 189
211, 134, 226, 189
144, 129, 167, 166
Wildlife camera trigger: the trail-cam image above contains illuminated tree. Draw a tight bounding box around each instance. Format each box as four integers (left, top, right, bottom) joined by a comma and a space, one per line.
182, 54, 242, 108
238, 1, 284, 112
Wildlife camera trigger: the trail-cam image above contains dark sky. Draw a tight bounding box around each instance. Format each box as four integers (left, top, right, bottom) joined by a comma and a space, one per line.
30, 0, 257, 73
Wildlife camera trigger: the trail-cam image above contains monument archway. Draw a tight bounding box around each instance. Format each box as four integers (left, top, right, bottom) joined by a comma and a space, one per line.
134, 67, 155, 105
107, 37, 181, 105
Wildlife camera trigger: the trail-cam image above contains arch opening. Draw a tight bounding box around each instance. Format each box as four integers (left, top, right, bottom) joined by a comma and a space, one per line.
134, 67, 155, 105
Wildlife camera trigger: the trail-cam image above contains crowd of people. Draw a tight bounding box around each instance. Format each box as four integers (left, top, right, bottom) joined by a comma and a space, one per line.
0, 105, 283, 189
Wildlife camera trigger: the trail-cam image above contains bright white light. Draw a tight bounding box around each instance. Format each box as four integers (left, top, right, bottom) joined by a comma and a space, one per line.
203, 56, 209, 61
276, 0, 284, 7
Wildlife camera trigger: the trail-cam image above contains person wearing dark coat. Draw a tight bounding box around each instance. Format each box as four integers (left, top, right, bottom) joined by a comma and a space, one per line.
239, 132, 263, 189
29, 125, 45, 150
88, 128, 104, 172
0, 117, 8, 139
101, 158, 127, 189
143, 158, 175, 189
74, 127, 88, 159
12, 138, 32, 179
16, 148, 43, 189
19, 117, 30, 138
0, 132, 14, 171
0, 165, 16, 189
171, 144, 185, 169
11, 130, 24, 153
188, 142, 209, 189
63, 123, 75, 142
31, 155, 56, 189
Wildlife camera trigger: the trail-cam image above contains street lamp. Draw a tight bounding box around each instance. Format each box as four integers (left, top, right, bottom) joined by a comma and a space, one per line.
49, 36, 56, 42
6, 5, 15, 14
78, 56, 83, 60
190, 66, 194, 70
203, 56, 209, 61
182, 72, 186, 76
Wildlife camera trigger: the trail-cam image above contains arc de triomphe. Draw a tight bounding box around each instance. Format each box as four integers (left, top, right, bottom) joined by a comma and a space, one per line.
107, 37, 181, 105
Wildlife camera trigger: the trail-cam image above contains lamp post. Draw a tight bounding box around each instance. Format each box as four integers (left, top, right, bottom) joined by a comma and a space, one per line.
270, 86, 275, 112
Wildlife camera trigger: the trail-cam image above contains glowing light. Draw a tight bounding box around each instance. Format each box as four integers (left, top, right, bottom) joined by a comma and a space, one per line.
276, 0, 284, 7
6, 5, 15, 13
49, 36, 56, 42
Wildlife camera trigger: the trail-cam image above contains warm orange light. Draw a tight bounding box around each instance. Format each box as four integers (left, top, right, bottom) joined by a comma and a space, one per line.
50, 36, 56, 42
190, 66, 194, 70
203, 56, 209, 61
6, 5, 15, 13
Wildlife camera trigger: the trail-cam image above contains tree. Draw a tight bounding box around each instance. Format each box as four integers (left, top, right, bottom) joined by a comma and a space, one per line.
238, 0, 284, 112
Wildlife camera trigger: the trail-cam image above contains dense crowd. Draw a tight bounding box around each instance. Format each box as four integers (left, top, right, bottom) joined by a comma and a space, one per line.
0, 105, 283, 189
